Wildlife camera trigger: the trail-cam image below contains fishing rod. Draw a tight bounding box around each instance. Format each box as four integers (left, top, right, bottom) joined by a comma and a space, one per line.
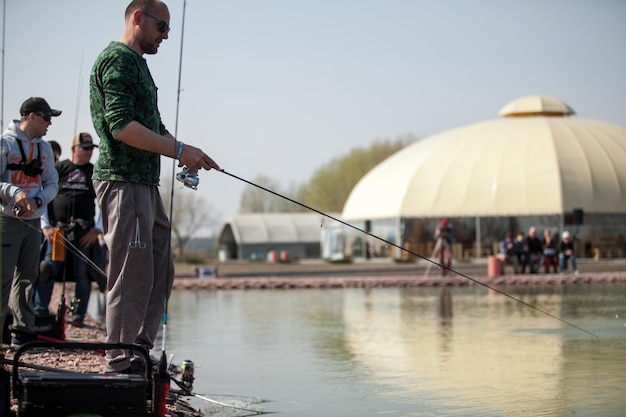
73, 52, 85, 136
214, 168, 599, 339
0, 0, 5, 133
0, 1, 7, 387
164, 0, 188, 359
13, 216, 106, 279
10, 215, 106, 338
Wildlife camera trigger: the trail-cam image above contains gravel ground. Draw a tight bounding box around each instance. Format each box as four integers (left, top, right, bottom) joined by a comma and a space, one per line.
2, 283, 200, 416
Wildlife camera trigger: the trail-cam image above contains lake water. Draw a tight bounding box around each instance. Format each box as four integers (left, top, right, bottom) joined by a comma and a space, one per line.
147, 282, 625, 416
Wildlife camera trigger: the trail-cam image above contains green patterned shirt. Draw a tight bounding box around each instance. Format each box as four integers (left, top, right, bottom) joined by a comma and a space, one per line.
90, 41, 170, 185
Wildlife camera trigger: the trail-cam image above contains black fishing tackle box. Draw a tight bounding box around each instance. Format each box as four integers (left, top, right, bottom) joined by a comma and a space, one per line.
12, 342, 152, 417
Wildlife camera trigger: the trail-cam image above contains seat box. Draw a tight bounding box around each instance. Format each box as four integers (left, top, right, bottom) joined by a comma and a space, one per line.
16, 371, 150, 417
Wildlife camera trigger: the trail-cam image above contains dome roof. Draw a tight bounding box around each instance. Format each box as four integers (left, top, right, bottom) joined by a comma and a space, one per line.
342, 96, 626, 220
499, 95, 575, 117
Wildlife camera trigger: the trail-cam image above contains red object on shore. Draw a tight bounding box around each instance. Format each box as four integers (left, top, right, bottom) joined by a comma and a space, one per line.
488, 256, 502, 277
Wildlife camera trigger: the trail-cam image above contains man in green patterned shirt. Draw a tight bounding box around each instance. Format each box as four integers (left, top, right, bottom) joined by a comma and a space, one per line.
89, 0, 220, 373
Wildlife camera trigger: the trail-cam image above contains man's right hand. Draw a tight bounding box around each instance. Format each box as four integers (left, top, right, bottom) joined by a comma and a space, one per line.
178, 142, 221, 173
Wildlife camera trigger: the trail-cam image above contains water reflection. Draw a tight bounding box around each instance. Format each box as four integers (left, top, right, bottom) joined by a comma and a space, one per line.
154, 283, 625, 416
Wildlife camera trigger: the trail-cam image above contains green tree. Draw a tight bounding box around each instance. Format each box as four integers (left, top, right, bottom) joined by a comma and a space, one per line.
299, 135, 415, 212
238, 135, 415, 214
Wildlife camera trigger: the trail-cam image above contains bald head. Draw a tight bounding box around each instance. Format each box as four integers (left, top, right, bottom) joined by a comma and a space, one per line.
125, 0, 168, 18
121, 0, 170, 55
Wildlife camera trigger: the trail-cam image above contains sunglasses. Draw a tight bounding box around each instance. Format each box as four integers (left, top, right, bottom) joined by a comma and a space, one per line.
142, 11, 170, 33
34, 112, 51, 123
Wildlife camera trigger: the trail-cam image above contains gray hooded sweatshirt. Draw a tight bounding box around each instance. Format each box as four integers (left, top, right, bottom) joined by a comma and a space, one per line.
1, 119, 58, 219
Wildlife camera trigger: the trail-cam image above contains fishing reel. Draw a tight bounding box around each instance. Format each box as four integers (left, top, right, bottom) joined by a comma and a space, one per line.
69, 297, 80, 314
176, 166, 199, 190
181, 359, 195, 391
13, 202, 25, 217
169, 358, 195, 394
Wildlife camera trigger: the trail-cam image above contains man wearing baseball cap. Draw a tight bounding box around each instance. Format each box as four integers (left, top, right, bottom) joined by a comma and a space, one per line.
70, 132, 99, 149
1, 97, 60, 346
19, 97, 62, 120
35, 132, 106, 327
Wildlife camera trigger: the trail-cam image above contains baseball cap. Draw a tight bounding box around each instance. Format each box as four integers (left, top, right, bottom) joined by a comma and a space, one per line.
20, 97, 62, 118
71, 132, 98, 149
562, 231, 570, 239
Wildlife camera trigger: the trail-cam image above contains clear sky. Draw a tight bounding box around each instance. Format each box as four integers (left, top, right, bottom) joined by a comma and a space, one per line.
2, 0, 625, 235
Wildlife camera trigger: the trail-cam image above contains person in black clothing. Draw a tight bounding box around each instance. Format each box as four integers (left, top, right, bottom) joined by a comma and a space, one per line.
36, 140, 63, 311
48, 140, 61, 163
524, 226, 543, 273
34, 132, 106, 327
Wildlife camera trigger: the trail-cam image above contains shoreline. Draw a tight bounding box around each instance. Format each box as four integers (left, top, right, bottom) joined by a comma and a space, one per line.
172, 257, 626, 288
171, 270, 626, 290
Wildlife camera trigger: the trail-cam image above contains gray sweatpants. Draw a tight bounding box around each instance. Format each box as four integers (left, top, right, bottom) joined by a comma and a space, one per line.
1, 216, 40, 333
94, 180, 174, 372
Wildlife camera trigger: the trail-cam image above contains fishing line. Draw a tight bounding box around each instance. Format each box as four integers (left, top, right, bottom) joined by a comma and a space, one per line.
219, 168, 599, 339
13, 216, 106, 279
186, 391, 271, 415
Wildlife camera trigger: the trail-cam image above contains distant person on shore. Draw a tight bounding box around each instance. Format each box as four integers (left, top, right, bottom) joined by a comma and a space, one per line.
542, 229, 558, 273
523, 226, 543, 274
90, 0, 220, 373
498, 232, 515, 274
559, 231, 578, 274
433, 218, 452, 275
512, 232, 526, 274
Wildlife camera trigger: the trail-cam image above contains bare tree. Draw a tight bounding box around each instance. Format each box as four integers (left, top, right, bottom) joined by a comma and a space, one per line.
161, 182, 219, 259
238, 174, 299, 213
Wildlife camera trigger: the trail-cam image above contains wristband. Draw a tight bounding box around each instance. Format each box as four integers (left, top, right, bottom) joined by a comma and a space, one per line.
176, 141, 184, 160
13, 188, 22, 199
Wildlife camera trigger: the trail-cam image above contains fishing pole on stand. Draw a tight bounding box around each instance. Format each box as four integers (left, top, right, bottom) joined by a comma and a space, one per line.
1, 216, 106, 343
160, 1, 207, 415
0, 0, 11, 414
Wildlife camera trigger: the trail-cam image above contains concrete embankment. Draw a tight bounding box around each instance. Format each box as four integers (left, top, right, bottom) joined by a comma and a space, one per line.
172, 258, 626, 290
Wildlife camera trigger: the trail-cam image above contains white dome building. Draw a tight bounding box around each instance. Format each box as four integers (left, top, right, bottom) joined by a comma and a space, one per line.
340, 96, 626, 261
